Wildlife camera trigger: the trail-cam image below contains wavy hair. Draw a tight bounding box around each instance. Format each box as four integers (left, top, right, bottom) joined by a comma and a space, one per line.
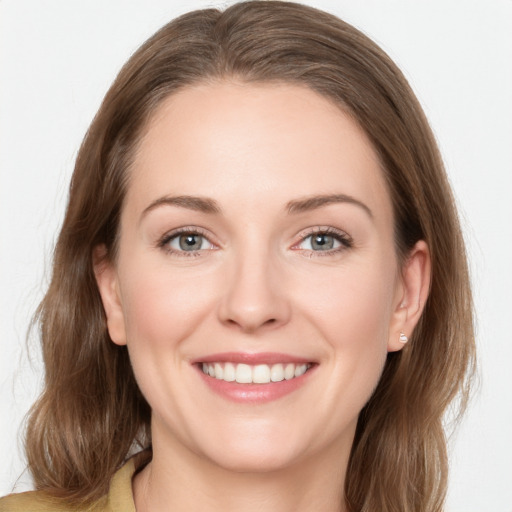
25, 2, 475, 510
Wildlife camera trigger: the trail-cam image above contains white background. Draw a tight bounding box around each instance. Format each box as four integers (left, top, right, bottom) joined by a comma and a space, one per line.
1, 1, 511, 510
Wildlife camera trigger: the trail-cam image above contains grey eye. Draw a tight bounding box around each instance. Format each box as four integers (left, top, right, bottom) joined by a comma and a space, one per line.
181, 234, 202, 251
311, 233, 335, 250
169, 233, 211, 251
301, 233, 341, 251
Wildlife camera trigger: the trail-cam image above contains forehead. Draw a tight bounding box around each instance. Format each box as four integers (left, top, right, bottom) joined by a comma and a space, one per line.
126, 81, 392, 224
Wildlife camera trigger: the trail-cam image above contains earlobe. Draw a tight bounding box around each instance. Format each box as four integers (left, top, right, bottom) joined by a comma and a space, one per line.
388, 240, 431, 352
93, 245, 127, 346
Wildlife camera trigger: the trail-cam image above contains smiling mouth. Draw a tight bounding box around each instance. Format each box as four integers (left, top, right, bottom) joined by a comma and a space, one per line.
200, 362, 313, 384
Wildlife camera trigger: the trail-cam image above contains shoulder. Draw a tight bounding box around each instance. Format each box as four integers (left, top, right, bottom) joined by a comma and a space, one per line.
0, 491, 106, 512
0, 451, 150, 512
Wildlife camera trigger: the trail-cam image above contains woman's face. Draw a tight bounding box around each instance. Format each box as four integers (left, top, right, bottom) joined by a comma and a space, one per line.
96, 82, 420, 473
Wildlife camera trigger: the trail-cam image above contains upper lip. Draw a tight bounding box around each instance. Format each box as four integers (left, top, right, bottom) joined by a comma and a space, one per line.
191, 352, 314, 365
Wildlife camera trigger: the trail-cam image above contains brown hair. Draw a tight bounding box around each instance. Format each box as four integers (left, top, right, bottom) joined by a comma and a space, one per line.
25, 2, 475, 510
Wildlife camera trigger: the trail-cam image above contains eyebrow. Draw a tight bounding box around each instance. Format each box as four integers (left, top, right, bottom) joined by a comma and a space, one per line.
141, 195, 221, 218
140, 193, 372, 220
286, 194, 373, 218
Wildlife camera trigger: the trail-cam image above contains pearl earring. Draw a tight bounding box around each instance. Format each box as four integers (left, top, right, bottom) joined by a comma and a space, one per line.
399, 332, 409, 344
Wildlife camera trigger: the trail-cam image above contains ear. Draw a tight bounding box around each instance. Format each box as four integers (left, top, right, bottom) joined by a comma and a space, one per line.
93, 244, 127, 346
388, 240, 431, 352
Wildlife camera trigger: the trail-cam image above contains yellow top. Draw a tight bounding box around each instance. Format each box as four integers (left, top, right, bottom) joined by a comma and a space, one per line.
0, 453, 148, 512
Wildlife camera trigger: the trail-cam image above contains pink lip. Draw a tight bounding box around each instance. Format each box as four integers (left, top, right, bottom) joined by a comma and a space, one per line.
192, 353, 317, 404
192, 352, 313, 365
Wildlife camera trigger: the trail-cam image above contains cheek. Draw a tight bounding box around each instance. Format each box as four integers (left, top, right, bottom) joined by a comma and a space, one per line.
296, 259, 396, 399
118, 262, 218, 352
116, 263, 221, 425
301, 259, 396, 345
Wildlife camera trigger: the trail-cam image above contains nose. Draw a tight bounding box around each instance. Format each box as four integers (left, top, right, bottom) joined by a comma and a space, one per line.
217, 249, 291, 333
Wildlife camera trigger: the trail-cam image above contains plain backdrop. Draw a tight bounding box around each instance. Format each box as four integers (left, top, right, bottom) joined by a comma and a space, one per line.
1, 1, 511, 510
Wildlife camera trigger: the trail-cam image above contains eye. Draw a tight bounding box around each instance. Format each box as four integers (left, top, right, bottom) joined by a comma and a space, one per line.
294, 228, 353, 254
302, 233, 340, 251
170, 233, 210, 251
159, 229, 216, 255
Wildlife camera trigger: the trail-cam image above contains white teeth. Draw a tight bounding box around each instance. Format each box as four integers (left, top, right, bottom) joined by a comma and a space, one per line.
294, 364, 307, 377
201, 362, 311, 384
253, 364, 271, 384
284, 363, 295, 380
270, 364, 284, 382
223, 362, 236, 382
214, 363, 223, 380
235, 363, 252, 383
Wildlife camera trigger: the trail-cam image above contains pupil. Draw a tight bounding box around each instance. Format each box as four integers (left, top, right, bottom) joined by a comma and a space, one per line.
312, 234, 333, 250
179, 234, 201, 250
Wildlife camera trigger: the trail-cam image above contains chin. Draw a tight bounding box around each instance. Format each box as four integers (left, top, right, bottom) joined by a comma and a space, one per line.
203, 444, 302, 474
189, 420, 325, 475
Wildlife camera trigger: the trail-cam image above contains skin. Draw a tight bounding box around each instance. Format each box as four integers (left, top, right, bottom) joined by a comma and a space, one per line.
95, 81, 430, 512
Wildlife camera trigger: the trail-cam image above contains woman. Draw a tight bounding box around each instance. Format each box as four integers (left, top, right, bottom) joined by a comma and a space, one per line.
0, 1, 475, 511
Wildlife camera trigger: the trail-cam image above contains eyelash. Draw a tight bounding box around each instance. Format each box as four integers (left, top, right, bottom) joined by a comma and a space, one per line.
157, 226, 353, 258
293, 227, 353, 257
157, 227, 215, 258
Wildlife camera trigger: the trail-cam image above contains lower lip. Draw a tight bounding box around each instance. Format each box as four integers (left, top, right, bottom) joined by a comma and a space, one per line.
196, 366, 315, 404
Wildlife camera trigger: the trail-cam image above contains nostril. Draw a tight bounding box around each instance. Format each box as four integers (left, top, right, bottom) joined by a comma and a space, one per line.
225, 316, 278, 332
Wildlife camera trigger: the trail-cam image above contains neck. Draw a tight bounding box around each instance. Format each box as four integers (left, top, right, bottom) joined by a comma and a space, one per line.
133, 432, 351, 512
